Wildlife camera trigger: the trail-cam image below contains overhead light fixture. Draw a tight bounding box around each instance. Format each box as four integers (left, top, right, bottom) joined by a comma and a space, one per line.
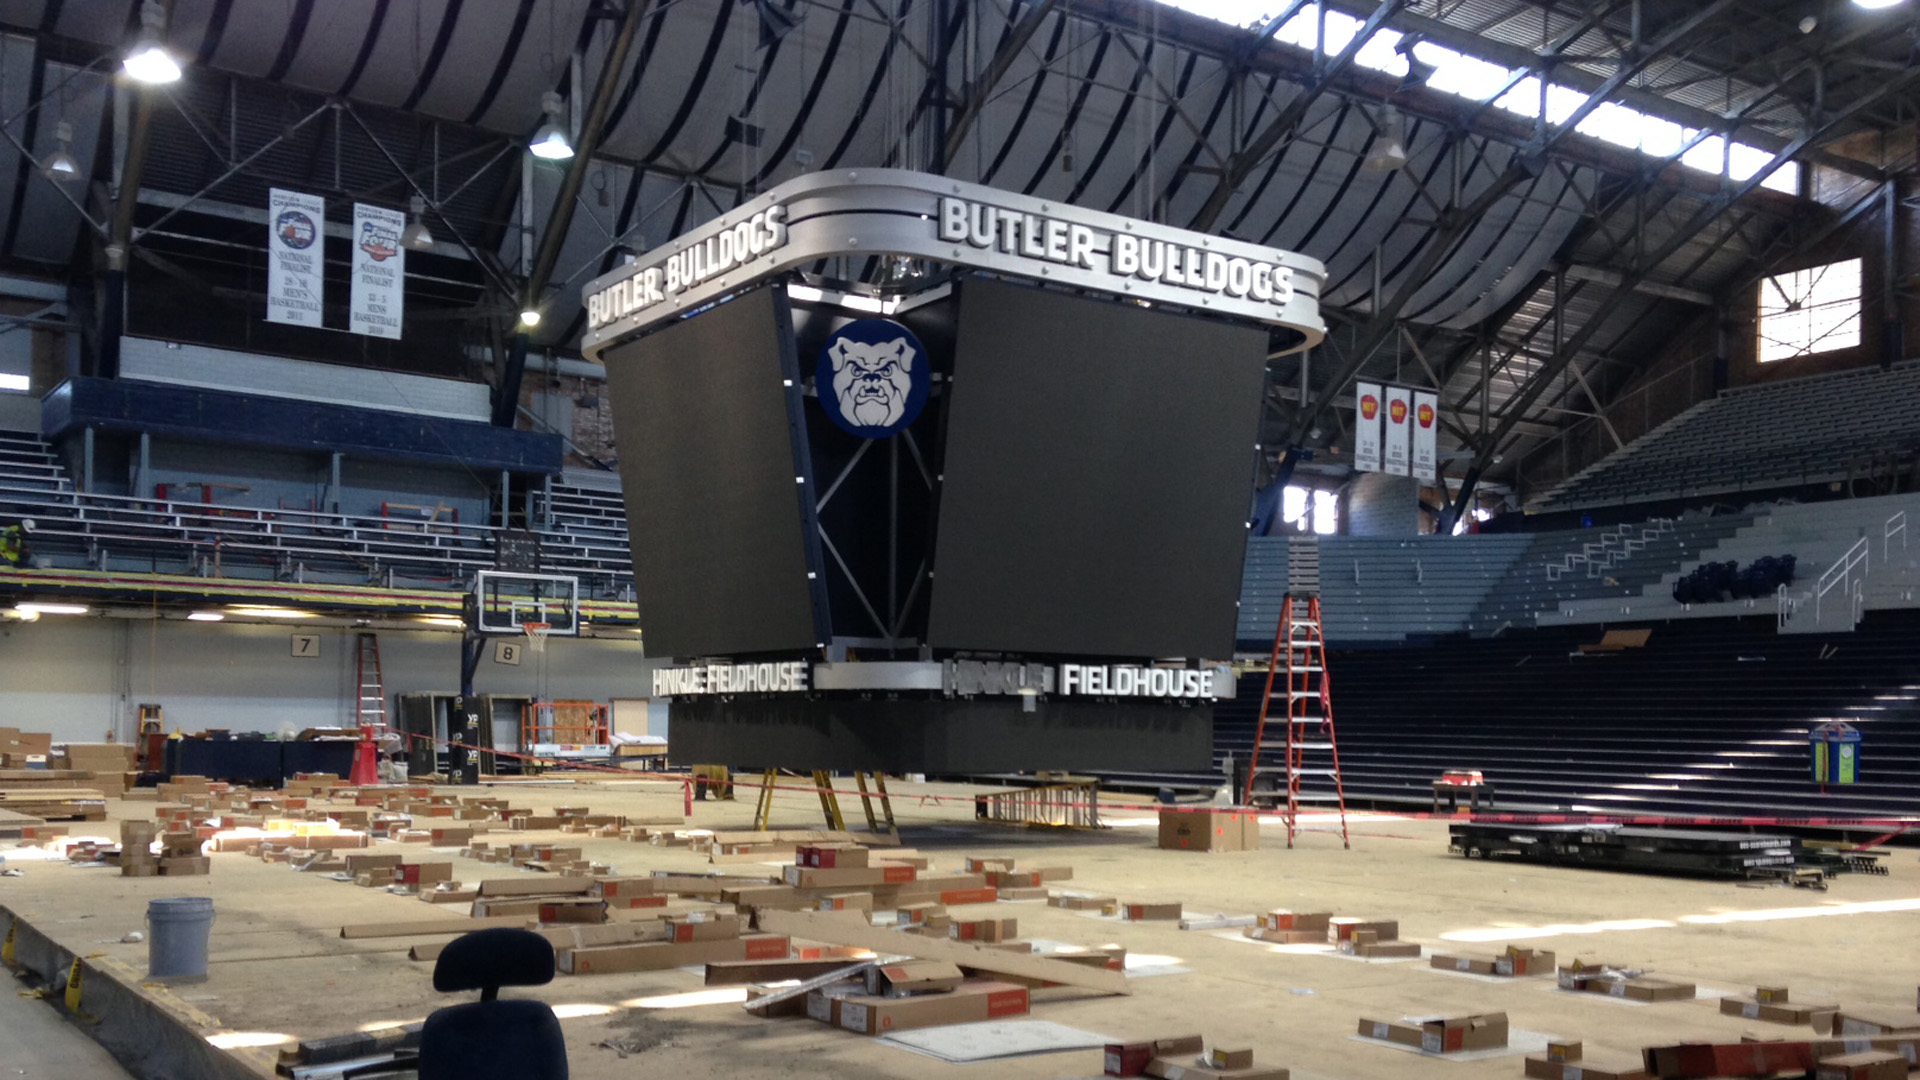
16, 602, 89, 615
518, 307, 542, 328
1364, 105, 1410, 172
226, 606, 316, 619
43, 121, 79, 182
1851, 0, 1905, 9
123, 0, 183, 85
187, 611, 225, 622
529, 92, 574, 160
401, 195, 434, 250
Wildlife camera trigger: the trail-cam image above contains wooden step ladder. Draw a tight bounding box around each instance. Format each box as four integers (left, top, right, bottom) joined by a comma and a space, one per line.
751, 769, 898, 838
1242, 593, 1349, 849
353, 632, 388, 736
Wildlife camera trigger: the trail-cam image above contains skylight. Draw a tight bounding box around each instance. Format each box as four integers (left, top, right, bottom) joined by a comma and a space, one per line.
1156, 2, 1800, 195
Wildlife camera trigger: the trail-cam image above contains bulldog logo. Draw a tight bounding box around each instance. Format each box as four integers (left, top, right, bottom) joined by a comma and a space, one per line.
817, 318, 930, 438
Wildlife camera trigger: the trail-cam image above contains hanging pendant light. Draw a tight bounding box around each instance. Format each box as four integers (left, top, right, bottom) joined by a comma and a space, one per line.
43, 121, 79, 182
529, 92, 574, 160
401, 195, 435, 250
124, 0, 183, 85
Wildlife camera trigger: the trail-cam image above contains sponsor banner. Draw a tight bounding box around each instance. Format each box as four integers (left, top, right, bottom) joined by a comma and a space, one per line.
1382, 385, 1412, 477
1412, 390, 1438, 483
652, 660, 811, 697
350, 202, 406, 339
267, 188, 325, 327
1354, 381, 1383, 473
1056, 664, 1218, 699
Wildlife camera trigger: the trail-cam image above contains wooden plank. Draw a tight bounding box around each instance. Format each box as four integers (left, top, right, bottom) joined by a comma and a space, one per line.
339, 915, 530, 939
475, 876, 593, 897
741, 960, 879, 1013
754, 910, 1130, 996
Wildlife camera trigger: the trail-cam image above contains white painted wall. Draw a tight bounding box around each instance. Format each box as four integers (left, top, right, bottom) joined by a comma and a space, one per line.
0, 617, 648, 744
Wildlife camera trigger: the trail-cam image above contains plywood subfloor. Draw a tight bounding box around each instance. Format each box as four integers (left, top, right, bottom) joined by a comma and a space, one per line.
3, 778, 1916, 1080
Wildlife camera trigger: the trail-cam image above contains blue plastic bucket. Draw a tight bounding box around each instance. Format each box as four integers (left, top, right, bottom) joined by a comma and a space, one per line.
146, 897, 214, 982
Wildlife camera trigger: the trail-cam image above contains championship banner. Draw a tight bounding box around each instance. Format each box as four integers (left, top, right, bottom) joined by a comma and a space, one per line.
1412, 390, 1438, 483
1382, 385, 1412, 477
1353, 381, 1383, 473
350, 202, 406, 339
267, 188, 325, 327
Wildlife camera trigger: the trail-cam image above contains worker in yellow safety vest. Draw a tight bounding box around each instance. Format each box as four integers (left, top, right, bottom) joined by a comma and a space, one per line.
0, 519, 32, 567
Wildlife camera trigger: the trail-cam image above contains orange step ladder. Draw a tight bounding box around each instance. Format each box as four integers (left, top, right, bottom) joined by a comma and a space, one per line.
1242, 593, 1349, 849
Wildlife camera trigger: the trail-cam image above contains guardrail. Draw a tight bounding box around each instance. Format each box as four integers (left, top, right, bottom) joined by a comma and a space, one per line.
1815, 535, 1869, 630
1887, 510, 1907, 564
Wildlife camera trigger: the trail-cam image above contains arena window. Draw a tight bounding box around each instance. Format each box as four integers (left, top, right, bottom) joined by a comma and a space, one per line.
1757, 258, 1862, 362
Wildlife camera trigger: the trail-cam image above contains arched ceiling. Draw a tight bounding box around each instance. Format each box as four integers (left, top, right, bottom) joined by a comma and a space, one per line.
3, 0, 1917, 498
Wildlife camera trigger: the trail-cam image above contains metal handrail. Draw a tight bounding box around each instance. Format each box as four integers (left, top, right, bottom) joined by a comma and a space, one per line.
1887, 510, 1907, 564
1814, 535, 1869, 628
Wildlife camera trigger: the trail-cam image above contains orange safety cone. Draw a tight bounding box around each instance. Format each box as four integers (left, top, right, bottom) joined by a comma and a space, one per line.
349, 726, 380, 787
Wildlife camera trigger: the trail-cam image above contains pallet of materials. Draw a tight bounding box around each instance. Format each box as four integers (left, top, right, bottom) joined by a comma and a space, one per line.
1450, 822, 1801, 878
0, 788, 107, 820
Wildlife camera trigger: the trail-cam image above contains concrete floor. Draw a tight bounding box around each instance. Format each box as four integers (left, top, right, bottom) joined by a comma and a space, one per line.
3, 778, 1916, 1080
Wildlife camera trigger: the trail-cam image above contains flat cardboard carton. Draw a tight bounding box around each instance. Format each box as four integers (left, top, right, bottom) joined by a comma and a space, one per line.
782, 864, 916, 889
1431, 953, 1498, 975
1053, 892, 1117, 911
1813, 1011, 1918, 1036
1815, 1052, 1909, 1080
998, 886, 1049, 901
798, 844, 868, 869
1329, 918, 1397, 942
1419, 1012, 1507, 1053
477, 876, 593, 897
1548, 1040, 1582, 1062
1350, 940, 1421, 959
833, 979, 1029, 1035
669, 916, 742, 942
591, 877, 659, 899
1125, 902, 1183, 921
1357, 1019, 1426, 1047
964, 857, 1017, 873
560, 934, 788, 974
1756, 985, 1790, 1004
815, 893, 872, 913
949, 917, 1017, 943
1203, 1046, 1253, 1070
1720, 996, 1835, 1025
1497, 948, 1556, 977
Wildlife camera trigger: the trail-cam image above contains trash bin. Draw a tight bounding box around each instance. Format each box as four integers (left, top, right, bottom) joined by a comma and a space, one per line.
1810, 722, 1861, 784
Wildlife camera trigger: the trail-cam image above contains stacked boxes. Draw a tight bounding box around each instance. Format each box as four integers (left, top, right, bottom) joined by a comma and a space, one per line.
119, 819, 158, 877
1720, 985, 1836, 1026
1243, 910, 1330, 945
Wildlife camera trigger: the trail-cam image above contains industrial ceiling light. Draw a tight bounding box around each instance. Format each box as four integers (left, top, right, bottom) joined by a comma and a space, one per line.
187, 611, 225, 621
519, 307, 543, 328
400, 194, 434, 250
1364, 106, 1410, 172
42, 121, 79, 182
16, 602, 89, 615
1851, 0, 1905, 9
123, 0, 182, 85
528, 92, 574, 160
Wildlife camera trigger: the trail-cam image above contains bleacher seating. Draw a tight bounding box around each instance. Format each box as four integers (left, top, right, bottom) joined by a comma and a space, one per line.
1535, 361, 1920, 511
1317, 611, 1920, 818
0, 428, 634, 602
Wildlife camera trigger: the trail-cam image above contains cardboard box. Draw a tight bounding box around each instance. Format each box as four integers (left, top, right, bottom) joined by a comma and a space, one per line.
949, 917, 1017, 943
985, 870, 1042, 889
866, 960, 964, 996
816, 893, 872, 914
1125, 902, 1183, 922
1815, 1052, 1909, 1080
834, 979, 1029, 1035
669, 916, 742, 942
997, 886, 1050, 901
1548, 1040, 1582, 1062
1523, 1057, 1648, 1080
782, 864, 915, 889
797, 844, 868, 869
1106, 1041, 1156, 1077
1203, 1045, 1253, 1070
561, 934, 789, 975
964, 857, 1016, 873
1358, 1019, 1426, 1047
478, 876, 593, 897
160, 856, 210, 875
1813, 1011, 1917, 1036
1051, 892, 1116, 911
1349, 940, 1421, 959
1756, 985, 1790, 1004
1146, 1061, 1287, 1080
1259, 910, 1330, 933
1720, 996, 1834, 1025
1419, 1012, 1507, 1053
1497, 947, 1556, 977
1432, 953, 1497, 975
1329, 918, 1397, 942
590, 877, 658, 899
1616, 978, 1694, 1002
1156, 808, 1258, 853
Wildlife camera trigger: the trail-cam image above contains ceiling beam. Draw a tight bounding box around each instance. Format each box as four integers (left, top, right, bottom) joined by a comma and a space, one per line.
941, 0, 1062, 171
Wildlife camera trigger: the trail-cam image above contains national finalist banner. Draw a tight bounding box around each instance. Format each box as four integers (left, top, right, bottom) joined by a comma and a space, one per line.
350, 202, 405, 339
1353, 381, 1383, 474
1412, 390, 1438, 483
267, 188, 325, 328
1382, 385, 1412, 477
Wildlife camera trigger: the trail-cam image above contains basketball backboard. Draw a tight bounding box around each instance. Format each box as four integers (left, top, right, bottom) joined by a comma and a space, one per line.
472, 571, 580, 635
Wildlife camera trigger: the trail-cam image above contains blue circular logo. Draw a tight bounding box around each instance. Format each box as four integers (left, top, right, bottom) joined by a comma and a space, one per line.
276, 210, 317, 250
816, 318, 929, 438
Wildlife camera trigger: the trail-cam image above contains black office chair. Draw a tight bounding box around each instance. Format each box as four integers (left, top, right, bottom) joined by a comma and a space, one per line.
420, 928, 567, 1080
